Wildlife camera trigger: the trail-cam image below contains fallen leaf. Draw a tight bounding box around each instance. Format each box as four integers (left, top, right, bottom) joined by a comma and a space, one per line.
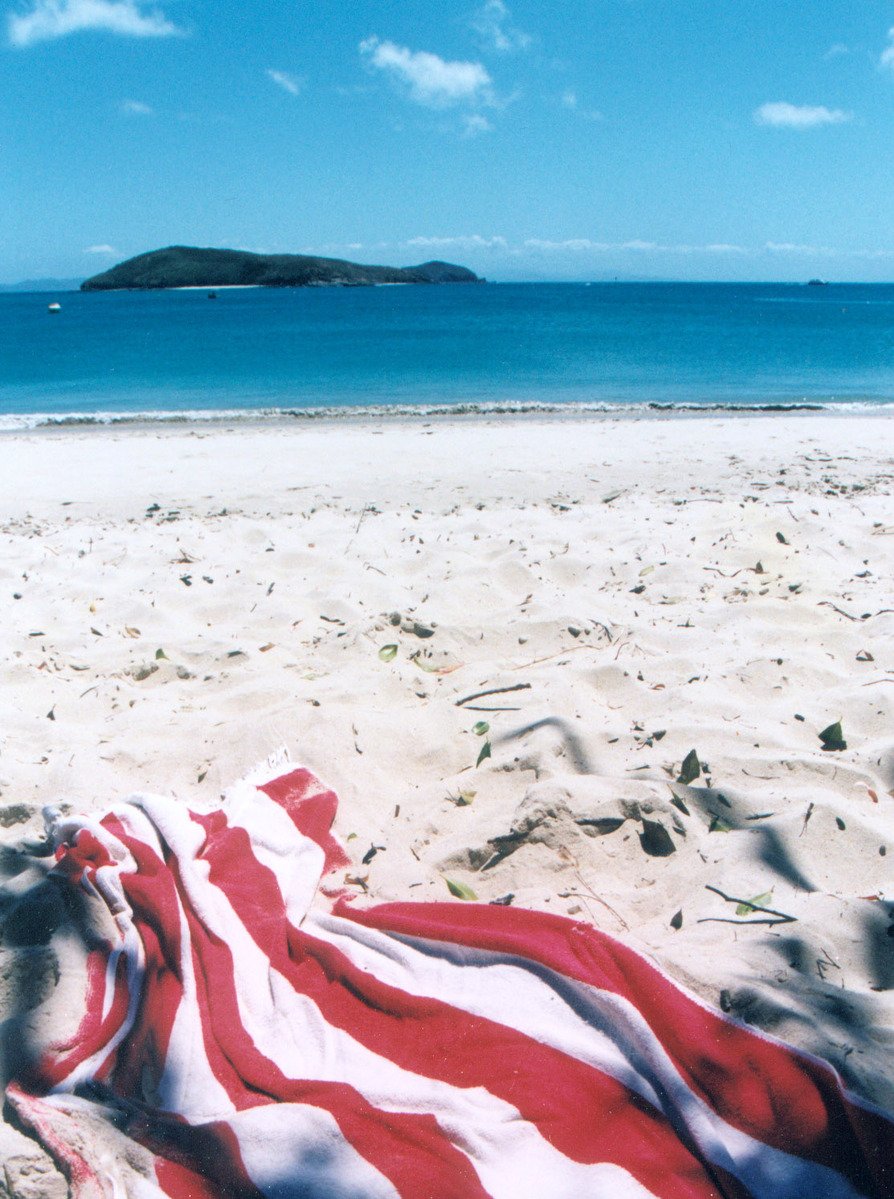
378, 644, 398, 663
736, 891, 773, 917
445, 878, 478, 901
677, 749, 701, 785
125, 626, 140, 638
476, 740, 492, 768
472, 721, 490, 736
818, 721, 847, 752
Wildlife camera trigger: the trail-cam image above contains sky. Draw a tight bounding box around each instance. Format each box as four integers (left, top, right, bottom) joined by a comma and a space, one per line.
4, 0, 894, 283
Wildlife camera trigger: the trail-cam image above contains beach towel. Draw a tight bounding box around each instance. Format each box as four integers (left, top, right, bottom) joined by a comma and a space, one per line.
6, 763, 892, 1199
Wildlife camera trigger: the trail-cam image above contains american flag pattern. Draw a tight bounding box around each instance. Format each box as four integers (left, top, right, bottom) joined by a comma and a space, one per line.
7, 764, 892, 1198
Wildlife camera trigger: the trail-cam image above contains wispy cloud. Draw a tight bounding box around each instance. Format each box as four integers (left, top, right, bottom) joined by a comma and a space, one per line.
524, 238, 749, 255
881, 28, 894, 70
462, 113, 493, 136
84, 244, 116, 254
405, 235, 508, 250
8, 0, 181, 47
470, 0, 530, 53
360, 37, 492, 108
753, 101, 852, 129
266, 69, 302, 96
121, 98, 153, 115
765, 241, 835, 256
561, 89, 603, 123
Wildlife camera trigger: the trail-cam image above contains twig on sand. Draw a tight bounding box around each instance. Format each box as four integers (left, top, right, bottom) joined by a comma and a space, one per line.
568, 872, 630, 931
461, 705, 523, 712
699, 884, 797, 926
455, 683, 532, 707
818, 601, 862, 622
511, 645, 601, 671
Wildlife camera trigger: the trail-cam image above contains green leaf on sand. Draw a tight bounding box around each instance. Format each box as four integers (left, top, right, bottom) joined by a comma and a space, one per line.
452, 790, 476, 806
378, 644, 398, 663
708, 814, 732, 833
155, 648, 168, 660
472, 721, 490, 736
476, 740, 492, 768
736, 891, 773, 917
445, 878, 478, 901
818, 721, 847, 752
677, 749, 701, 785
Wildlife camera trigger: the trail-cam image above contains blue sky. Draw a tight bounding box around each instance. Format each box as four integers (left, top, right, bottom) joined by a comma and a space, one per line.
4, 1, 894, 282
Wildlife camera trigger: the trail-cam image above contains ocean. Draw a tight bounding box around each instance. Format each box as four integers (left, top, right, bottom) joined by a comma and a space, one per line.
3, 281, 894, 428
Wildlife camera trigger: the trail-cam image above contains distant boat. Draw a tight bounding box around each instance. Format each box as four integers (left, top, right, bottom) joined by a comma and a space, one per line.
47, 301, 61, 312
807, 279, 828, 287
207, 290, 218, 299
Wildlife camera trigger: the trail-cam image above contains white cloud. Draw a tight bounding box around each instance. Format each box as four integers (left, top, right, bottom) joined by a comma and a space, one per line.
525, 238, 611, 252
406, 235, 508, 250
360, 36, 491, 108
84, 244, 116, 254
267, 69, 302, 96
561, 89, 603, 122
8, 0, 180, 46
765, 241, 835, 256
462, 113, 493, 136
882, 28, 894, 70
121, 98, 153, 115
470, 0, 530, 53
754, 101, 852, 129
524, 238, 749, 256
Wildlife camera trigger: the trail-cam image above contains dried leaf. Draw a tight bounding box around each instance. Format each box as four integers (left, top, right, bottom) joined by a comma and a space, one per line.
125, 626, 140, 638
451, 790, 476, 806
445, 878, 478, 901
736, 891, 773, 917
259, 642, 274, 652
677, 749, 701, 785
818, 721, 847, 752
640, 820, 676, 857
378, 644, 398, 663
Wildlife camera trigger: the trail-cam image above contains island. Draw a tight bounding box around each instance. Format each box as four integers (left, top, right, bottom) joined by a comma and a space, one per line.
80, 246, 483, 291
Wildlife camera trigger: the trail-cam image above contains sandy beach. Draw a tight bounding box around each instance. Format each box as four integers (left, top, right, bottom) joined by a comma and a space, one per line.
1, 410, 892, 1188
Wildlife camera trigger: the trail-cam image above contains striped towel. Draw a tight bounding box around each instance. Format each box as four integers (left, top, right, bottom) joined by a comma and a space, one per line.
7, 764, 892, 1198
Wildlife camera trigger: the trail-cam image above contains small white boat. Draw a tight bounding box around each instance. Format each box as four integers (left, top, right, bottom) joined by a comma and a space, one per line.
47, 302, 61, 312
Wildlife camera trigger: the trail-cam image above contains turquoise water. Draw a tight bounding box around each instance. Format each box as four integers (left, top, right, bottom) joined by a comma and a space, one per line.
3, 282, 894, 426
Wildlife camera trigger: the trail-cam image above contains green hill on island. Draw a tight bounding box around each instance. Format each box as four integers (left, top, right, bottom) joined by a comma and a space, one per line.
80, 246, 483, 291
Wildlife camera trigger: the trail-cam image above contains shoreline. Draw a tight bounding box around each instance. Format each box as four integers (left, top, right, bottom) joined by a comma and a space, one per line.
2, 397, 894, 435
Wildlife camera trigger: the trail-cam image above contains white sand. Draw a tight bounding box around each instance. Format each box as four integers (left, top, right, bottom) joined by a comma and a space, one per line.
1, 411, 892, 1183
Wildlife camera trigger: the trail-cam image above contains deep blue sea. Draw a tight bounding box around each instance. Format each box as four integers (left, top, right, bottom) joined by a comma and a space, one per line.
3, 282, 894, 427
